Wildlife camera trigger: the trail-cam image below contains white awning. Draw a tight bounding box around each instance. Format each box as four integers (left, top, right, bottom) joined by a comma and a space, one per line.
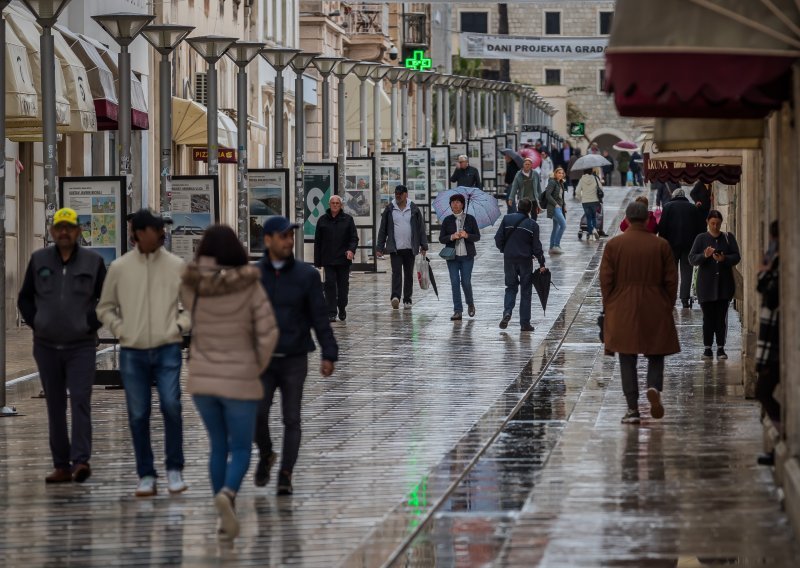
345, 75, 392, 142
53, 26, 96, 133
172, 97, 237, 148
87, 35, 149, 128
3, 13, 39, 122
57, 25, 117, 106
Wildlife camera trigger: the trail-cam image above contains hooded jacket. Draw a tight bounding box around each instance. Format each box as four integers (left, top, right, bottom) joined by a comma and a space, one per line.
376, 200, 428, 255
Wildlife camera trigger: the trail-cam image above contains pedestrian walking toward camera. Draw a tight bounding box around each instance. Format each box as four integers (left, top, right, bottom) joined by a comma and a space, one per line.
439, 194, 480, 321
567, 148, 583, 197
656, 188, 706, 308
508, 158, 542, 219
182, 225, 279, 540
376, 185, 428, 309
539, 149, 554, 187
690, 181, 712, 219
689, 210, 741, 360
254, 217, 338, 496
450, 155, 482, 188
494, 198, 547, 332
18, 208, 106, 484
544, 167, 568, 254
503, 153, 521, 212
600, 201, 680, 424
575, 169, 603, 241
97, 209, 191, 497
314, 195, 359, 322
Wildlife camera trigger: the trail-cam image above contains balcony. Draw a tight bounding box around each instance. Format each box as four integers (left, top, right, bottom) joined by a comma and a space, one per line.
343, 3, 389, 36
403, 11, 428, 49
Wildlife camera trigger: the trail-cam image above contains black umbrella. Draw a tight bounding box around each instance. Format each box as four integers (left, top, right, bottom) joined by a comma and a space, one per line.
500, 148, 524, 169
425, 257, 439, 299
532, 268, 552, 314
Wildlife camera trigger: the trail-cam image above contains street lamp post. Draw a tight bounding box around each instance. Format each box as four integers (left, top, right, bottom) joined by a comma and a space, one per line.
441, 76, 454, 144
332, 60, 358, 198
141, 24, 194, 217
226, 41, 265, 245
385, 67, 406, 152
400, 69, 414, 150
423, 72, 438, 147
351, 62, 377, 157
92, 12, 156, 211
452, 77, 463, 142
371, 65, 391, 231
260, 48, 301, 169
311, 56, 344, 162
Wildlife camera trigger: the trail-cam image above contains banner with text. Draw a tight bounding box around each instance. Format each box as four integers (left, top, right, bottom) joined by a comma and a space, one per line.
460, 33, 607, 60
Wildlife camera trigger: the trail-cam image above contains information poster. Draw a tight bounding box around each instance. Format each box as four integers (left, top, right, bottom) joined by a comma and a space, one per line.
506, 133, 518, 151
378, 152, 406, 210
406, 148, 431, 206
521, 130, 541, 147
170, 176, 219, 262
449, 142, 468, 187
343, 157, 374, 226
496, 136, 507, 182
430, 146, 450, 203
467, 140, 481, 174
481, 138, 497, 181
59, 176, 126, 266
303, 163, 337, 242
248, 169, 289, 256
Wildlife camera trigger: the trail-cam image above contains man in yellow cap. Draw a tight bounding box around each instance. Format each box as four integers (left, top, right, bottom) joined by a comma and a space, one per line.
17, 208, 107, 483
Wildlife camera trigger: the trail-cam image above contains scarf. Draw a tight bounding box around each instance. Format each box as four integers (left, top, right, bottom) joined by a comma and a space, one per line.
455, 212, 468, 256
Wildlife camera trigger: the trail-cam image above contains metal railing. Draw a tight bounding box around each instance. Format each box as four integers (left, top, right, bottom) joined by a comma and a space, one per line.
344, 3, 388, 36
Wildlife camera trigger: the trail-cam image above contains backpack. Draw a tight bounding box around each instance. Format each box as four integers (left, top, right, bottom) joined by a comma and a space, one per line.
538, 187, 550, 210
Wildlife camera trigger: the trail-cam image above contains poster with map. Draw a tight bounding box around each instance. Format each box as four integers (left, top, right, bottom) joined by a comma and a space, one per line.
170, 176, 219, 262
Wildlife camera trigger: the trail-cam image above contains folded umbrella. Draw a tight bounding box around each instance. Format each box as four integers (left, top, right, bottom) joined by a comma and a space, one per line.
532, 268, 552, 314
432, 186, 502, 229
571, 154, 611, 172
500, 148, 524, 169
425, 257, 439, 299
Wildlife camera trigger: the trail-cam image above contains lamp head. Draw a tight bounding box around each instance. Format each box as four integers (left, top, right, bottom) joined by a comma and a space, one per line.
186, 35, 237, 63
226, 41, 266, 67
311, 56, 344, 76
20, 0, 72, 26
141, 24, 194, 55
259, 47, 302, 70
289, 52, 320, 72
91, 12, 156, 46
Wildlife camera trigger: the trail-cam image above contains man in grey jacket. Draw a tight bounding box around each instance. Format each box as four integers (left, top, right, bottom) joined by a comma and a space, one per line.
376, 185, 428, 309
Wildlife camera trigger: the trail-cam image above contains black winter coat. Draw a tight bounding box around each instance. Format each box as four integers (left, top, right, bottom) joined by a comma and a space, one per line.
690, 181, 712, 216
504, 160, 520, 186
314, 210, 359, 267
494, 212, 545, 267
450, 166, 482, 188
688, 231, 741, 303
438, 214, 480, 257
657, 196, 706, 250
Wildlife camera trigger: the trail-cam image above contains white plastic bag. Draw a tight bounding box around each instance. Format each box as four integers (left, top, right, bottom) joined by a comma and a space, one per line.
416, 255, 430, 290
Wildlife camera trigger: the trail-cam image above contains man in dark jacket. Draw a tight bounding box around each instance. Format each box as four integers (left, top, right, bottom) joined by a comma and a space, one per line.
376, 185, 428, 309
493, 199, 546, 332
657, 188, 706, 307
630, 152, 643, 186
255, 216, 338, 496
313, 194, 359, 322
449, 155, 482, 188
18, 208, 106, 484
503, 154, 521, 211
690, 181, 712, 218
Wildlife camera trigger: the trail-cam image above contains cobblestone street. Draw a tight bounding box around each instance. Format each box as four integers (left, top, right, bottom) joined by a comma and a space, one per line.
1, 188, 797, 567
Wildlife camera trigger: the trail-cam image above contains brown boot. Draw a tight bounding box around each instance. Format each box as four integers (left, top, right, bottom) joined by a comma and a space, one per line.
72, 463, 92, 483
45, 468, 73, 483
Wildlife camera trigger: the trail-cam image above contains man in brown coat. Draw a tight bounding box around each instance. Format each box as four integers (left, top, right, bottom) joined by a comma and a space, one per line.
600, 201, 680, 424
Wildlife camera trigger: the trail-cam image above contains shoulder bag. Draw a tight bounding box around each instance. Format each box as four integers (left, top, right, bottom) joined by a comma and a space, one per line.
594, 175, 605, 202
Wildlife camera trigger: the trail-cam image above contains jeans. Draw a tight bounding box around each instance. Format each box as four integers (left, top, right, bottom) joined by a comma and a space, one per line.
390, 249, 416, 302
254, 355, 308, 473
671, 247, 693, 301
582, 202, 599, 235
618, 354, 665, 410
193, 395, 258, 494
700, 299, 730, 347
446, 256, 475, 312
550, 207, 566, 248
120, 343, 184, 478
323, 264, 351, 317
34, 343, 96, 469
503, 259, 533, 327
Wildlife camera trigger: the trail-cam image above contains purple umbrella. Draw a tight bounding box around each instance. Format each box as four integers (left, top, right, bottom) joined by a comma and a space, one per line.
432, 186, 502, 229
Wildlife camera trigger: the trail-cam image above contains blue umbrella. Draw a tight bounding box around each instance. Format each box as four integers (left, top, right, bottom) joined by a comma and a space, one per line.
432, 186, 502, 229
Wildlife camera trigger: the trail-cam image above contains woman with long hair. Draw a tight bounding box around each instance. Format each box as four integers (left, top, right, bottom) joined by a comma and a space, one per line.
545, 166, 568, 254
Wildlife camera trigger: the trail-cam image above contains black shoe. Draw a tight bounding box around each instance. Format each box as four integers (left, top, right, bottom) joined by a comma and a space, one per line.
499, 313, 511, 330
621, 409, 641, 424
254, 452, 277, 487
520, 323, 534, 332
338, 307, 346, 321
681, 299, 690, 309
703, 348, 713, 359
757, 452, 775, 466
403, 300, 412, 309
468, 305, 476, 317
277, 470, 293, 496
328, 315, 337, 323
451, 312, 462, 321
72, 463, 92, 483
717, 347, 728, 360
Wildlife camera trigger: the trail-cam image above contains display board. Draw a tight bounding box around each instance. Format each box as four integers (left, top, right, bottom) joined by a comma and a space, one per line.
248, 169, 289, 257
467, 140, 481, 174
170, 176, 220, 262
521, 130, 541, 147
406, 148, 431, 206
429, 145, 450, 229
59, 176, 127, 266
378, 152, 406, 211
303, 163, 337, 243
506, 133, 518, 151
481, 138, 497, 181
496, 135, 507, 183
343, 157, 375, 227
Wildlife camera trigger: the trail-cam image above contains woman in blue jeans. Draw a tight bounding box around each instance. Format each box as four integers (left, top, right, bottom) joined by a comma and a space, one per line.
545, 166, 568, 254
439, 194, 481, 320
182, 225, 279, 541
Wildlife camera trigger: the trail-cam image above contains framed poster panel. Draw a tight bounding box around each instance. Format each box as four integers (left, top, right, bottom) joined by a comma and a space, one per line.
506, 133, 518, 151
481, 138, 497, 181
406, 148, 431, 206
429, 145, 449, 229
467, 140, 481, 174
170, 175, 220, 262
521, 130, 541, 147
378, 152, 406, 211
449, 142, 467, 187
343, 157, 375, 227
248, 169, 289, 258
59, 176, 127, 266
302, 163, 338, 243
496, 135, 507, 182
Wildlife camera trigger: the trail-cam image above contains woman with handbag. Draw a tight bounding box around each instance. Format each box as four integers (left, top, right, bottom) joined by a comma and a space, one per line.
181, 225, 279, 540
544, 167, 568, 254
575, 169, 604, 241
439, 194, 481, 321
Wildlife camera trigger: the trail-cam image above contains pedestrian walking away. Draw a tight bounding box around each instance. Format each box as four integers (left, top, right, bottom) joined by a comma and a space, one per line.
503, 153, 521, 212
653, 180, 678, 208
97, 209, 191, 497
507, 158, 542, 219
182, 225, 279, 540
690, 181, 712, 219
601, 150, 615, 186
314, 195, 359, 322
630, 151, 644, 186
494, 198, 547, 332
575, 170, 604, 241
376, 185, 429, 309
656, 188, 706, 308
544, 167, 568, 254
689, 210, 741, 360
619, 195, 658, 234
600, 201, 680, 424
255, 216, 338, 496
439, 194, 480, 320
539, 149, 554, 188
449, 154, 482, 188
17, 208, 107, 484
567, 148, 583, 197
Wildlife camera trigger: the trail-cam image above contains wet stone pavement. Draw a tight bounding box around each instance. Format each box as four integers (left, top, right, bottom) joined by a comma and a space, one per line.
2, 187, 799, 567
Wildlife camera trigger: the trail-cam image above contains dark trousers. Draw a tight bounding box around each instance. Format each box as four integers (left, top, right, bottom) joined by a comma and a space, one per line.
503, 259, 533, 327
619, 353, 665, 410
254, 355, 308, 474
756, 362, 781, 423
672, 247, 693, 301
390, 249, 415, 302
33, 343, 97, 469
323, 264, 351, 317
700, 299, 730, 347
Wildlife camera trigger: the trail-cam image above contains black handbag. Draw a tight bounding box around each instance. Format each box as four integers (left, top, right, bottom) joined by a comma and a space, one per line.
594, 175, 605, 202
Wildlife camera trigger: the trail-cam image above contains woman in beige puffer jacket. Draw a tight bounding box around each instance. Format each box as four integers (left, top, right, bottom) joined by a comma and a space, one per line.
181, 225, 278, 541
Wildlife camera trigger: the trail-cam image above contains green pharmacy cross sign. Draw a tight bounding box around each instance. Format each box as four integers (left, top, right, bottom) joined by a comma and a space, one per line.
405, 50, 432, 71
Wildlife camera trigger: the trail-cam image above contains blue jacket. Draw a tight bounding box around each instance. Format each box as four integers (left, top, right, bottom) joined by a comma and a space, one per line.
258, 255, 338, 362
494, 212, 546, 267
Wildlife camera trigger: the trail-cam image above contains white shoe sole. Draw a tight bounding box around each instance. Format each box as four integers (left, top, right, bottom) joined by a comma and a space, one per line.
214, 492, 239, 540
168, 483, 188, 494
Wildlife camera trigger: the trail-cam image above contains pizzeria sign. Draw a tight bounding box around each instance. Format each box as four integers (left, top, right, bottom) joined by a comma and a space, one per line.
461, 33, 607, 61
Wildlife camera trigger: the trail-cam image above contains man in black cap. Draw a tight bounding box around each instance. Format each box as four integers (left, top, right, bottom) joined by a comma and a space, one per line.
254, 216, 338, 495
376, 185, 429, 309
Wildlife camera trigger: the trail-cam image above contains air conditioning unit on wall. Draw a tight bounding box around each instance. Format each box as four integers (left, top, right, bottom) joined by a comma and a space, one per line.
194, 72, 208, 106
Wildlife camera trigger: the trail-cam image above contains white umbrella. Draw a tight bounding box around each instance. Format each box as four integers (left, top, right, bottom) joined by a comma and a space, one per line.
571, 154, 611, 172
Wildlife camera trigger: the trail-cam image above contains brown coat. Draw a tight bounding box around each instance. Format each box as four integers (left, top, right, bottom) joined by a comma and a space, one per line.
181, 258, 279, 401
600, 224, 680, 356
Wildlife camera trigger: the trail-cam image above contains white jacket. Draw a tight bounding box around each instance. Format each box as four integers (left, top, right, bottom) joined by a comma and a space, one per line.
576, 173, 603, 204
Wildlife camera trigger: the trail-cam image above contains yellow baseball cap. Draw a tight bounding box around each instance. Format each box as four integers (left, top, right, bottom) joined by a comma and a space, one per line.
53, 208, 79, 226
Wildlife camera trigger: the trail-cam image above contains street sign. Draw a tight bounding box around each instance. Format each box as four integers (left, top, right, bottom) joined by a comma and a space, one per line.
569, 122, 585, 137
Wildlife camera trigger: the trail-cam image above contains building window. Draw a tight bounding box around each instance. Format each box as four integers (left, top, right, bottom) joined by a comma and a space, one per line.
460, 11, 488, 34
599, 11, 614, 35
544, 11, 561, 35
598, 68, 606, 93
545, 69, 561, 85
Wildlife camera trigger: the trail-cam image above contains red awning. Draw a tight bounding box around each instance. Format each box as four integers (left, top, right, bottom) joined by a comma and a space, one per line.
644, 154, 742, 185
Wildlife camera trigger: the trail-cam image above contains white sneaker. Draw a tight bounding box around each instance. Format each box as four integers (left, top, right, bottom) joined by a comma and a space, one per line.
167, 469, 188, 494
391, 297, 400, 309
135, 475, 157, 497
551, 246, 564, 255
593, 230, 600, 241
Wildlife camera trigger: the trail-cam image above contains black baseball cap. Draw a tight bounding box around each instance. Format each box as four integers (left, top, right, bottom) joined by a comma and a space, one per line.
129, 209, 172, 232
263, 216, 299, 235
